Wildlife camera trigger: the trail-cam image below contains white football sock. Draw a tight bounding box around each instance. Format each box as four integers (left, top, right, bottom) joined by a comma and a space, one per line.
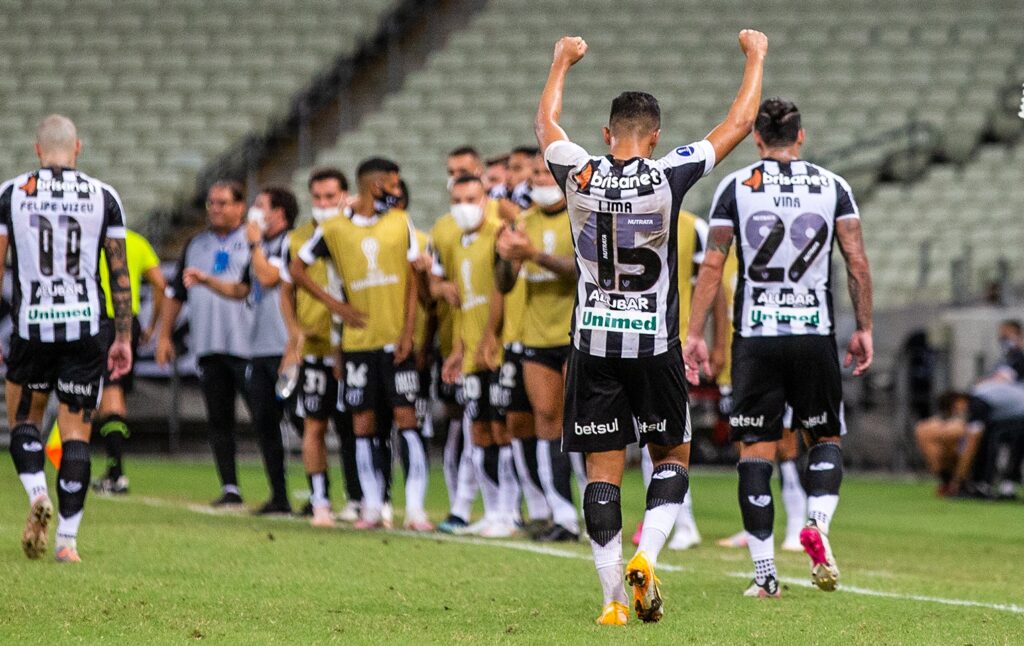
355, 438, 382, 518
497, 445, 518, 525
310, 472, 329, 509
511, 439, 550, 521
807, 494, 839, 534
57, 510, 83, 541
401, 430, 429, 516
473, 446, 500, 522
748, 533, 776, 584
592, 531, 628, 605
450, 419, 478, 521
779, 460, 807, 541
637, 502, 679, 565
442, 418, 462, 509
19, 472, 48, 502
536, 439, 579, 533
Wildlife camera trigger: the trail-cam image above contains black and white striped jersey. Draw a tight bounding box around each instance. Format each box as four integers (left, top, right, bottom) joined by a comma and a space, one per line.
545, 139, 716, 359
0, 167, 126, 342
709, 158, 859, 338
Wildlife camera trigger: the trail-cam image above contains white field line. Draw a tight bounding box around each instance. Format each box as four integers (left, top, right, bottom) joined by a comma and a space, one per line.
98, 495, 1022, 615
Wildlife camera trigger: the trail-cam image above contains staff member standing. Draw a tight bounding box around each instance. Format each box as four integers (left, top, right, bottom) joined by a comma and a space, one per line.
157, 181, 253, 507
179, 187, 300, 514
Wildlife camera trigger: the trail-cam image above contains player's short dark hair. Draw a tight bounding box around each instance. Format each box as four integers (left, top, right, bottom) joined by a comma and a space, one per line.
356, 157, 400, 179
486, 154, 510, 167
608, 91, 661, 135
398, 179, 410, 208
448, 146, 480, 160
755, 97, 802, 147
1001, 319, 1023, 335
451, 174, 483, 189
510, 145, 540, 158
262, 186, 299, 228
307, 167, 349, 192
210, 180, 244, 203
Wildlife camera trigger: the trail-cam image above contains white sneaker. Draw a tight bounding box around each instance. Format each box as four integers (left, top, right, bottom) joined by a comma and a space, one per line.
454, 518, 492, 536
667, 526, 701, 550
337, 501, 361, 523
716, 530, 748, 548
311, 506, 335, 528
381, 502, 394, 529
478, 521, 518, 539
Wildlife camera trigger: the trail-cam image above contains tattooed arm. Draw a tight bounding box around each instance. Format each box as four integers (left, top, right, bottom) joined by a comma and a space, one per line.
836, 217, 873, 375
682, 225, 735, 384
104, 235, 134, 380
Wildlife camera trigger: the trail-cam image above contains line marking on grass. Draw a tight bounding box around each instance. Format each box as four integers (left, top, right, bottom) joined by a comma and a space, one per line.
97, 494, 1022, 615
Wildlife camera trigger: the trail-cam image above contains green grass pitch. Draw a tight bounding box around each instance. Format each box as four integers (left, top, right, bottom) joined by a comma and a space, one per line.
0, 456, 1020, 644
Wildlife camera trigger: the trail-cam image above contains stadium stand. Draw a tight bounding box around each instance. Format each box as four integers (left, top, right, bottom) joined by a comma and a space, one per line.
292, 0, 1023, 251
866, 142, 1024, 311
0, 0, 396, 220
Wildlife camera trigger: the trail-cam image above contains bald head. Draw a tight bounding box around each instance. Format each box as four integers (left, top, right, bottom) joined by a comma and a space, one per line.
35, 114, 80, 167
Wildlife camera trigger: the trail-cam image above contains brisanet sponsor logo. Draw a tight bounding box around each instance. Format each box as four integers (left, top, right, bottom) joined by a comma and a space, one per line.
574, 420, 619, 436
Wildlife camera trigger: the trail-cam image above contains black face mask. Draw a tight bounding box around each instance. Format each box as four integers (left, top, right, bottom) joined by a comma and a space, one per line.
373, 187, 402, 215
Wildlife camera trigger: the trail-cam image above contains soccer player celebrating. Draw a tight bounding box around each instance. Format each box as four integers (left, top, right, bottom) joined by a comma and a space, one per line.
536, 32, 767, 624
440, 175, 519, 537
291, 158, 431, 531
1, 115, 134, 562
685, 98, 873, 597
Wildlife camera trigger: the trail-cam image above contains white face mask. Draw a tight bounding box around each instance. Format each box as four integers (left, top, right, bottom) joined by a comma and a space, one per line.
531, 185, 564, 208
451, 203, 484, 232
312, 197, 346, 223
247, 207, 267, 233
446, 176, 456, 193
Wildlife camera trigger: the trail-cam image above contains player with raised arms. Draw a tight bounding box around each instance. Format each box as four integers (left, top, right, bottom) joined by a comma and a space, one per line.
535, 31, 767, 624
684, 97, 873, 597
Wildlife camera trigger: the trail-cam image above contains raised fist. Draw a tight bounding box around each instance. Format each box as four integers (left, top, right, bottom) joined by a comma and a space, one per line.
553, 36, 588, 67
738, 29, 768, 58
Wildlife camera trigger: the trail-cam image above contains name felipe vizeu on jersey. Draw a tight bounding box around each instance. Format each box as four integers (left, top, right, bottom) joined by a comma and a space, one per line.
544, 139, 716, 359
0, 167, 127, 342
709, 158, 859, 338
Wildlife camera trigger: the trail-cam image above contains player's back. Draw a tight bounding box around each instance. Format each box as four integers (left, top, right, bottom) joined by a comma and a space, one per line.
0, 167, 126, 343
545, 139, 715, 358
710, 158, 859, 338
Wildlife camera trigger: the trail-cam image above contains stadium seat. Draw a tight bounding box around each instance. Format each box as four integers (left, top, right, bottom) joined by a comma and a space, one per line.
0, 0, 398, 218
290, 1, 1024, 227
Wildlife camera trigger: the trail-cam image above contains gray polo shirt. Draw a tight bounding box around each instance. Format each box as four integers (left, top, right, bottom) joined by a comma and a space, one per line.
168, 226, 252, 359
245, 231, 289, 358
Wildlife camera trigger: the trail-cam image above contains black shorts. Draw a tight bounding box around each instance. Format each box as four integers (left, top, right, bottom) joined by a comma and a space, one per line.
729, 335, 843, 444
522, 344, 570, 373
498, 344, 531, 415
563, 347, 691, 453
342, 349, 418, 413
464, 370, 503, 424
297, 356, 339, 421
99, 317, 142, 392
6, 333, 105, 413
